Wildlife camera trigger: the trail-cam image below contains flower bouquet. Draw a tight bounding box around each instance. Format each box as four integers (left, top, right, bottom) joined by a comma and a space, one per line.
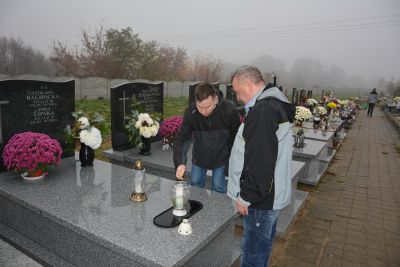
306, 98, 318, 108
65, 111, 104, 167
64, 111, 104, 150
125, 100, 161, 155
294, 106, 312, 126
2, 132, 62, 179
326, 102, 337, 109
159, 116, 183, 148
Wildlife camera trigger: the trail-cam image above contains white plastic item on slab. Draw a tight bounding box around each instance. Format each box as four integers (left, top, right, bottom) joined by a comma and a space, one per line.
177, 219, 192, 235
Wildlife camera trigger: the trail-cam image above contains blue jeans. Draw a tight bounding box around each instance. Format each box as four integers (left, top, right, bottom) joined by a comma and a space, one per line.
241, 208, 280, 267
191, 164, 226, 193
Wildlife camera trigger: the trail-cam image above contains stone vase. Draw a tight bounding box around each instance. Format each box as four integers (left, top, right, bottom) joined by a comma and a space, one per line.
79, 142, 95, 167
139, 136, 151, 156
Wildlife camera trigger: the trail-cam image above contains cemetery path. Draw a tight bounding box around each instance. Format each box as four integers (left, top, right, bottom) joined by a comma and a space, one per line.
270, 109, 400, 267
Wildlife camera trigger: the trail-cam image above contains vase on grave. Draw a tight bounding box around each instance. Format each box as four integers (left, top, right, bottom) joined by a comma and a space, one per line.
139, 137, 151, 156
79, 142, 95, 167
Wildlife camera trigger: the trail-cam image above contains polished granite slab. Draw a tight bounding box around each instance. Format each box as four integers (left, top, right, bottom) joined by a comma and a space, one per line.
292, 139, 329, 186
293, 127, 334, 142
0, 159, 239, 266
301, 121, 343, 132
292, 139, 327, 159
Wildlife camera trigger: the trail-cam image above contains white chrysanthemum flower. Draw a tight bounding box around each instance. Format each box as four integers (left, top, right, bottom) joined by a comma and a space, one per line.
314, 106, 327, 115
295, 106, 312, 121
149, 125, 158, 136
79, 127, 102, 149
135, 120, 142, 129
78, 117, 90, 129
138, 113, 150, 123
140, 127, 152, 138
146, 117, 154, 126
306, 98, 318, 106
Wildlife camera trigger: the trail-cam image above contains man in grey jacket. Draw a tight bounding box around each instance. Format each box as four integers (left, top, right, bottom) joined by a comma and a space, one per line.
228, 65, 294, 266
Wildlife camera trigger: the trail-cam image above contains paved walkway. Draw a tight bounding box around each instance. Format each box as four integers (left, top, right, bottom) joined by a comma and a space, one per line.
271, 109, 400, 266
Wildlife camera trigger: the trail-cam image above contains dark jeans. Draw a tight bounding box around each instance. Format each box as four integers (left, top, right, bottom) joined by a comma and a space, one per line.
367, 103, 375, 116
241, 208, 280, 267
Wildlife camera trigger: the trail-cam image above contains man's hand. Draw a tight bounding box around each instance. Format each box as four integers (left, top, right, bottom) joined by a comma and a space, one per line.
176, 165, 186, 180
236, 199, 249, 216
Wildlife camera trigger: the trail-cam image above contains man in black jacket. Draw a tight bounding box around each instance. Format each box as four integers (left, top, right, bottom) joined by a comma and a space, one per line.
173, 82, 240, 193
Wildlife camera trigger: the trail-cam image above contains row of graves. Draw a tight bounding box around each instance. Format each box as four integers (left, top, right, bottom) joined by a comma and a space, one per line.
0, 78, 355, 266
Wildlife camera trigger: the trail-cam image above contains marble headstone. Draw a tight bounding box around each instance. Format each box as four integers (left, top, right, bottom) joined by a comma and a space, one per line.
0, 80, 75, 172
110, 82, 164, 151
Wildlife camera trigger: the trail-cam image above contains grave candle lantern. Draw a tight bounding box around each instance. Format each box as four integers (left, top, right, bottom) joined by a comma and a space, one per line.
171, 181, 190, 217
130, 159, 147, 202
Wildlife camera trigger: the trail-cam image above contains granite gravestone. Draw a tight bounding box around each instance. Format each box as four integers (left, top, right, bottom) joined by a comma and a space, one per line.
188, 82, 201, 106
212, 82, 220, 92
291, 88, 299, 104
300, 89, 307, 101
307, 90, 313, 99
110, 82, 163, 151
0, 80, 75, 172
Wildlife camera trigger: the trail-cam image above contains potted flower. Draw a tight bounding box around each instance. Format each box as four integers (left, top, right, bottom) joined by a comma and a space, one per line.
2, 132, 62, 180
159, 116, 183, 149
294, 106, 312, 126
64, 111, 104, 167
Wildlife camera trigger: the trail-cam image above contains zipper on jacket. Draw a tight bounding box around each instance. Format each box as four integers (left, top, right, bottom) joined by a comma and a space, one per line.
267, 179, 274, 193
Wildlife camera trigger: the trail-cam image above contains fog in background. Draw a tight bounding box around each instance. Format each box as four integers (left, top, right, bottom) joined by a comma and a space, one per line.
1, 0, 399, 91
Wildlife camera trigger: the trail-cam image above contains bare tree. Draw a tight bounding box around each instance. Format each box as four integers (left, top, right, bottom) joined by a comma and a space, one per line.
0, 36, 54, 76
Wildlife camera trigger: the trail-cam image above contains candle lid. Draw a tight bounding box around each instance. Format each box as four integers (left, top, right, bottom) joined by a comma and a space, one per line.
134, 159, 144, 170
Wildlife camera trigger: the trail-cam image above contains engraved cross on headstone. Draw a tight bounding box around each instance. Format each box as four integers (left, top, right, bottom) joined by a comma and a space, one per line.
118, 91, 130, 122
0, 100, 10, 144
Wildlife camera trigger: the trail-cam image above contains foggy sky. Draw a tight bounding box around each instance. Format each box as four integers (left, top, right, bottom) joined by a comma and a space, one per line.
1, 0, 399, 82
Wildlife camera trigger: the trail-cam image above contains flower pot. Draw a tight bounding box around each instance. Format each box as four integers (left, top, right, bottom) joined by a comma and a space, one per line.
21, 169, 45, 180
139, 136, 151, 156
79, 142, 95, 167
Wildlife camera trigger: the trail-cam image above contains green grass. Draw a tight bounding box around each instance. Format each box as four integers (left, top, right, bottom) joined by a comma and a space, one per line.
75, 97, 189, 161
164, 96, 188, 118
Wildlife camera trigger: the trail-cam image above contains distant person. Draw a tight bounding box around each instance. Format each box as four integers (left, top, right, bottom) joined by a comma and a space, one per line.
228, 65, 294, 266
367, 88, 378, 117
173, 82, 240, 193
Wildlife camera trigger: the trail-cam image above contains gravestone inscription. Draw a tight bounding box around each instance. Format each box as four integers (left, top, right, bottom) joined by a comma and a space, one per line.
0, 80, 75, 172
110, 82, 163, 151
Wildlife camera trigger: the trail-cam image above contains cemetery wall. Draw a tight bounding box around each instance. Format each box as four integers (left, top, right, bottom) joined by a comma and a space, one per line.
0, 74, 227, 100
